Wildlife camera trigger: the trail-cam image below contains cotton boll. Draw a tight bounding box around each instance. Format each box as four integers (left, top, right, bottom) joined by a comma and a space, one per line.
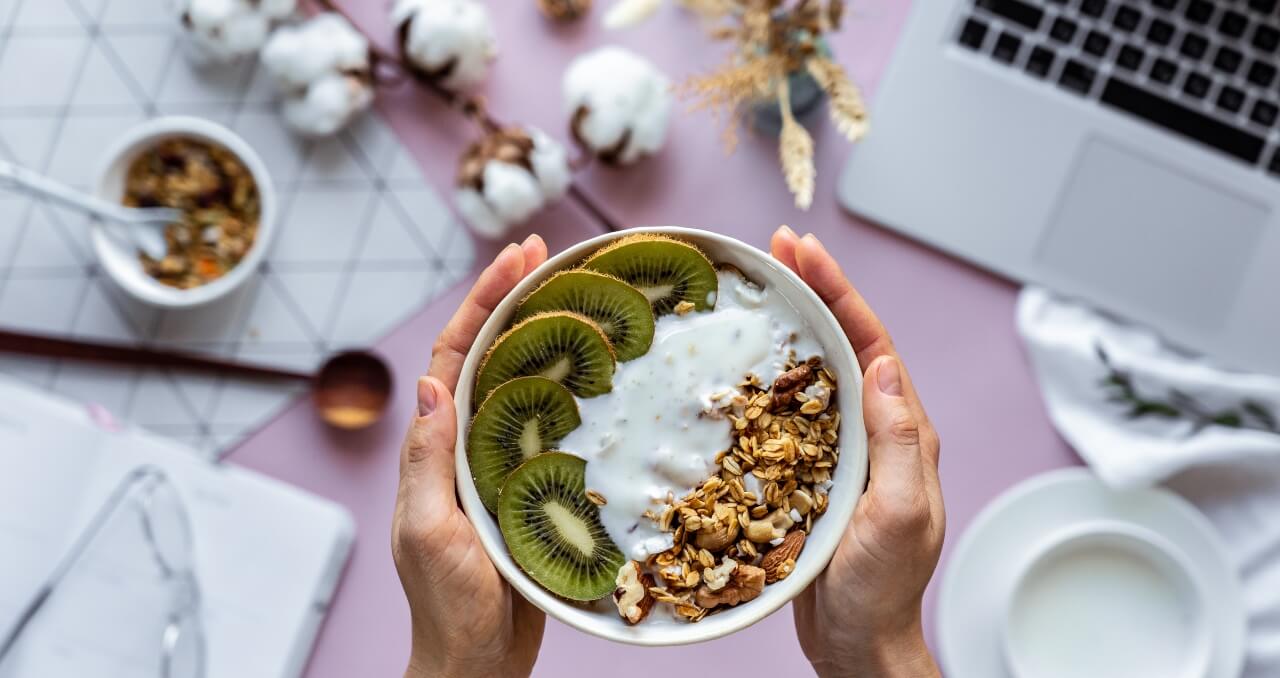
170, 0, 296, 64
564, 46, 671, 164
281, 73, 374, 136
482, 162, 545, 225
453, 127, 573, 238
393, 0, 496, 91
529, 129, 571, 200
257, 0, 296, 17
262, 13, 370, 88
261, 13, 374, 136
454, 188, 509, 239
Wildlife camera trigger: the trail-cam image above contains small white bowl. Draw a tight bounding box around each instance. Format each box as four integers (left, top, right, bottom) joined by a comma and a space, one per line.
90, 116, 277, 308
1003, 521, 1213, 678
453, 226, 868, 646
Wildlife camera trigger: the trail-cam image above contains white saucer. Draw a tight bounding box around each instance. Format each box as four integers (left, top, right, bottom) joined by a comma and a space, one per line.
937, 468, 1246, 678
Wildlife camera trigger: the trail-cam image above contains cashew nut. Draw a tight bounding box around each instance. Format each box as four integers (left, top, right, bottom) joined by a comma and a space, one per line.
745, 508, 795, 543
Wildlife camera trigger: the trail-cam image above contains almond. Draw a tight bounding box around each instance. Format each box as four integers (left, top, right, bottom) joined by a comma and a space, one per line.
761, 529, 806, 583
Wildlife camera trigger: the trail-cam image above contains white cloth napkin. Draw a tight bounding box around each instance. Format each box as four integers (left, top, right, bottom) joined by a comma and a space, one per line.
1016, 287, 1280, 489
1017, 286, 1280, 676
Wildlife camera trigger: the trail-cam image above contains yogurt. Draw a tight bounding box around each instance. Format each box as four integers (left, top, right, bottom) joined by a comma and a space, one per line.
560, 270, 824, 560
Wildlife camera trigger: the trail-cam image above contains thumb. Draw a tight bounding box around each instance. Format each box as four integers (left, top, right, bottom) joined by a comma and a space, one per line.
861, 357, 926, 511
398, 376, 459, 517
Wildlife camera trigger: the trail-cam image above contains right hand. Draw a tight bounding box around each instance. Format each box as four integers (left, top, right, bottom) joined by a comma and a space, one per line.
772, 227, 945, 678
393, 237, 550, 678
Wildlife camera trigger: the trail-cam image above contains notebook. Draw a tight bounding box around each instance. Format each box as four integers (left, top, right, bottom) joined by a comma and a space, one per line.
0, 377, 354, 678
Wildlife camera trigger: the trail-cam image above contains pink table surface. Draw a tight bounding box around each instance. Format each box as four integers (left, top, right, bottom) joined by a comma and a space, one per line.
225, 2, 1084, 675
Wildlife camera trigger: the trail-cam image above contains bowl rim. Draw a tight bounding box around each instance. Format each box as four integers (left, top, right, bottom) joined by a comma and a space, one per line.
1002, 519, 1214, 678
89, 115, 278, 309
452, 226, 867, 646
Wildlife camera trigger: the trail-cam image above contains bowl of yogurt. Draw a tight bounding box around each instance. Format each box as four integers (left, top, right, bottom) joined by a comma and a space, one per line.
453, 226, 867, 646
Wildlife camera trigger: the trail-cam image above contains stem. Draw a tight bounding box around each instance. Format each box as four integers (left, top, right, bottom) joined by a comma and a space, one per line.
308, 0, 623, 234
568, 184, 622, 232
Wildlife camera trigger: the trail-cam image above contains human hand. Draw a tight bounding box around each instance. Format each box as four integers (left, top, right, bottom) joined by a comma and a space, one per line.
772, 227, 944, 678
392, 236, 550, 678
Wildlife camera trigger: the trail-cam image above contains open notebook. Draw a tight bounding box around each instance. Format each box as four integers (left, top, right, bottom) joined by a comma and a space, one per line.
0, 377, 354, 678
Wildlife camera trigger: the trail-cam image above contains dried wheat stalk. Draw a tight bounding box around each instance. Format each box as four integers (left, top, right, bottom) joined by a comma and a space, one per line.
778, 79, 815, 210
806, 57, 868, 142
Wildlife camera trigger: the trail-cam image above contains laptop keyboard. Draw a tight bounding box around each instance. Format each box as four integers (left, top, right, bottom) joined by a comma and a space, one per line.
957, 0, 1280, 176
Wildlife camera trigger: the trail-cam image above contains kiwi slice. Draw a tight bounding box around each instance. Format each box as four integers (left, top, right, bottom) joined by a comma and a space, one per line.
515, 271, 655, 362
498, 452, 626, 601
582, 234, 719, 315
474, 312, 615, 404
468, 377, 581, 513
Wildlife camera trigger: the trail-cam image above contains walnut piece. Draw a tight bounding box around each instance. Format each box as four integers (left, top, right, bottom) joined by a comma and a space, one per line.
702, 557, 738, 592
769, 363, 817, 411
613, 561, 656, 625
695, 564, 766, 609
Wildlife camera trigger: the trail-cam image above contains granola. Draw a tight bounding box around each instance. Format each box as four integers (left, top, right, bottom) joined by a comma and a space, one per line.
125, 138, 260, 289
613, 356, 839, 623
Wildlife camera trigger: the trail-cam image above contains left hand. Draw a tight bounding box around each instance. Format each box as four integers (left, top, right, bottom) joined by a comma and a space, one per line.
392, 236, 549, 678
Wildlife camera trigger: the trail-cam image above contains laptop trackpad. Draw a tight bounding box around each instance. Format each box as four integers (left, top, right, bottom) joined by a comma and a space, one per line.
1036, 138, 1267, 330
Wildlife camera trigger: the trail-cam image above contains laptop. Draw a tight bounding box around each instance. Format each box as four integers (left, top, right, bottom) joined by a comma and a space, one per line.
838, 0, 1280, 375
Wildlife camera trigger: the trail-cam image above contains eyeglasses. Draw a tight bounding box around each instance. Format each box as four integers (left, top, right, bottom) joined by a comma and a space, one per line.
0, 466, 206, 678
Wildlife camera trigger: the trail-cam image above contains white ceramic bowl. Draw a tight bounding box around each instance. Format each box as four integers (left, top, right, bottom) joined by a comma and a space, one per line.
453, 226, 868, 645
1003, 521, 1213, 678
90, 116, 277, 308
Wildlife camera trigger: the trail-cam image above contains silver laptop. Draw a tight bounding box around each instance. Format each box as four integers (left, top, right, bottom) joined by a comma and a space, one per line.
838, 0, 1280, 375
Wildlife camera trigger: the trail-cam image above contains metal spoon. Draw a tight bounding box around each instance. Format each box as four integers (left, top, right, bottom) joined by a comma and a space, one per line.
0, 159, 178, 260
0, 330, 395, 431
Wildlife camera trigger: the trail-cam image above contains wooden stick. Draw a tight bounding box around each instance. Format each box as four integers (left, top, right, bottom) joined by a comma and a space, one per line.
0, 330, 312, 381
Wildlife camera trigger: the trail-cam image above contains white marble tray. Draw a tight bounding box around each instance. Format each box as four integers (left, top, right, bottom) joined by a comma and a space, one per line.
0, 0, 474, 455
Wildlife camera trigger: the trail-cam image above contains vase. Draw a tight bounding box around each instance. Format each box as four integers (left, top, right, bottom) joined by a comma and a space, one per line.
749, 37, 831, 136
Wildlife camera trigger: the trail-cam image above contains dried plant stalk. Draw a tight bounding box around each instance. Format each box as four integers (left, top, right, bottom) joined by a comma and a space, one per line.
604, 0, 664, 28
824, 0, 845, 31
777, 79, 816, 210
806, 57, 868, 142
679, 54, 784, 152
678, 0, 735, 17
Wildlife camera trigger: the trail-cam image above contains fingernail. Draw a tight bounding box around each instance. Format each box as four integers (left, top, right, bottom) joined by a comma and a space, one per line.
500, 242, 521, 257
417, 377, 436, 417
877, 358, 903, 397
802, 233, 827, 253
521, 234, 540, 248
779, 224, 797, 238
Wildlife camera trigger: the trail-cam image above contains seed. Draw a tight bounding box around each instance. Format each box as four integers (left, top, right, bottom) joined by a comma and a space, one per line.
660, 507, 675, 531
723, 457, 742, 476
698, 549, 715, 569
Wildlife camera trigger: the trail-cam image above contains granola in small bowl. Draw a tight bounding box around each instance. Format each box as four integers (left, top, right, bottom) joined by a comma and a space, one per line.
124, 138, 260, 289
90, 116, 276, 308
